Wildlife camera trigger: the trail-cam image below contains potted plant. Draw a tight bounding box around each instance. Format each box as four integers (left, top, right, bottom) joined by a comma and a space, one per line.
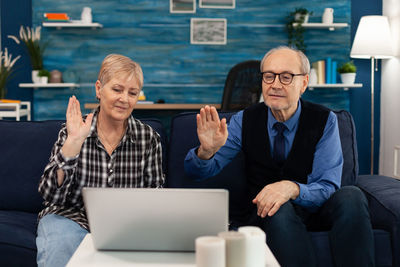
0, 48, 20, 99
286, 8, 313, 53
337, 61, 357, 84
8, 26, 46, 83
38, 69, 51, 84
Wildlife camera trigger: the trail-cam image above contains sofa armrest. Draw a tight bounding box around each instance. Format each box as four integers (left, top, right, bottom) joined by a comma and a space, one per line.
357, 175, 400, 266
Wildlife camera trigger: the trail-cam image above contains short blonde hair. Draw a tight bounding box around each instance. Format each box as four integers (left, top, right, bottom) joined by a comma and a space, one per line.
97, 54, 144, 89
260, 46, 310, 74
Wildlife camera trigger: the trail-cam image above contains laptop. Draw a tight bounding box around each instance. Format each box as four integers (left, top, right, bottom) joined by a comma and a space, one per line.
82, 188, 229, 252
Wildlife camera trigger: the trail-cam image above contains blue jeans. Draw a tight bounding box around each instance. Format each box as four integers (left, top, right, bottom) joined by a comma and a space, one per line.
36, 214, 88, 267
240, 186, 375, 267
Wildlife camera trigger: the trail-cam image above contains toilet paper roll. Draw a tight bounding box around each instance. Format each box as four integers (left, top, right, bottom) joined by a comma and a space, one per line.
218, 231, 247, 267
238, 226, 266, 267
195, 236, 225, 267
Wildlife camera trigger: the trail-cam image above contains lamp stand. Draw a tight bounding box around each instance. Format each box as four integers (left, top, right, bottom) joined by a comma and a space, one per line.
370, 57, 375, 175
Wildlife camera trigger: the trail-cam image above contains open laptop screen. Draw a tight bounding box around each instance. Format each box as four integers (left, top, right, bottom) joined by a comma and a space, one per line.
83, 188, 229, 251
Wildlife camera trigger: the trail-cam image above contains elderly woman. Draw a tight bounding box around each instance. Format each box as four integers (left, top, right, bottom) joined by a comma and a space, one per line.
36, 54, 164, 267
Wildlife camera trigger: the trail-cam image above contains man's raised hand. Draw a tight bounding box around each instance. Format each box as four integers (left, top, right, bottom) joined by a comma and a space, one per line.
196, 105, 228, 160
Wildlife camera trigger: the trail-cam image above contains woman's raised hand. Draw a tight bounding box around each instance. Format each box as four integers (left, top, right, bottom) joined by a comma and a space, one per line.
61, 96, 93, 158
196, 105, 228, 160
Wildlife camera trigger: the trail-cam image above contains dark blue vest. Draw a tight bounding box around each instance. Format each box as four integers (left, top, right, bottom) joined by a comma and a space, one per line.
242, 100, 330, 198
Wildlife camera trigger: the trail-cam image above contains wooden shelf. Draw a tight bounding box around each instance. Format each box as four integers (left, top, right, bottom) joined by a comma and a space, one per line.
308, 83, 363, 90
19, 83, 79, 89
84, 103, 221, 110
293, 22, 348, 31
42, 22, 103, 29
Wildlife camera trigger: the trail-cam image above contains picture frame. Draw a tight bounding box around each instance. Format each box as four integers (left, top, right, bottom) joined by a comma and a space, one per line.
199, 0, 235, 9
170, 0, 196, 13
190, 18, 227, 45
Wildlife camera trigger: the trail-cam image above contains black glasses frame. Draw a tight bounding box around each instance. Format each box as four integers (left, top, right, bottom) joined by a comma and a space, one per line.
261, 71, 306, 85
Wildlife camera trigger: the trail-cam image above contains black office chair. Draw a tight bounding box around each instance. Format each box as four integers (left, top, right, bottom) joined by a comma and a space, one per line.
221, 60, 262, 112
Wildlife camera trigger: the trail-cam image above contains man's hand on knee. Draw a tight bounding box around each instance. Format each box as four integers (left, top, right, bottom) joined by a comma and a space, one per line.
252, 181, 300, 217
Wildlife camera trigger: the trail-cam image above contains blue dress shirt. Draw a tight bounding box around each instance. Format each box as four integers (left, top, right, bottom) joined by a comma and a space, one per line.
184, 101, 343, 212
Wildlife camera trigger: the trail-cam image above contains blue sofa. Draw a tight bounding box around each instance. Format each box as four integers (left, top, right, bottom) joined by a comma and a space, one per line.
166, 110, 400, 267
0, 119, 166, 267
0, 110, 399, 267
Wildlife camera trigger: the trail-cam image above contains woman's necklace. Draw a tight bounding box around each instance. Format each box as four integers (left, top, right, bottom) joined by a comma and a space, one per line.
97, 122, 125, 154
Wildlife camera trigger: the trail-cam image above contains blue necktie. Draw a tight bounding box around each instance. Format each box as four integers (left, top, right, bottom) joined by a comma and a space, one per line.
273, 122, 286, 164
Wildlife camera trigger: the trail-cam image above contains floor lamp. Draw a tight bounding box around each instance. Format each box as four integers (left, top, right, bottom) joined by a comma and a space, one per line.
350, 15, 394, 174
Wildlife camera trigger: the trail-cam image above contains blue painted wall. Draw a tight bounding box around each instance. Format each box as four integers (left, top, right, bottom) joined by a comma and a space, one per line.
0, 0, 32, 107
2, 0, 381, 174
29, 0, 350, 120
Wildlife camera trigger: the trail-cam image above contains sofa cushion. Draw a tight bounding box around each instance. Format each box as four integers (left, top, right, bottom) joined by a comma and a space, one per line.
0, 210, 38, 249
357, 174, 400, 266
310, 229, 392, 267
0, 210, 38, 266
0, 120, 64, 213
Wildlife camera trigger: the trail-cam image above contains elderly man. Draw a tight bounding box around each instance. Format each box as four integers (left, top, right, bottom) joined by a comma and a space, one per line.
184, 46, 374, 267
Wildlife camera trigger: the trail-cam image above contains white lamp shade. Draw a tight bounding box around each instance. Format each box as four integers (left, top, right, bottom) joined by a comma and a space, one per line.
350, 15, 394, 59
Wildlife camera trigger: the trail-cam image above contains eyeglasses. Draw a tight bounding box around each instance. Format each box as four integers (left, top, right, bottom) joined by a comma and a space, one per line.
261, 71, 306, 85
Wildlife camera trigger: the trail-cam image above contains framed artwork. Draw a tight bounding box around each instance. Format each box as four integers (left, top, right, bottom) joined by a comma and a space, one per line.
199, 0, 235, 9
170, 0, 196, 13
190, 18, 227, 45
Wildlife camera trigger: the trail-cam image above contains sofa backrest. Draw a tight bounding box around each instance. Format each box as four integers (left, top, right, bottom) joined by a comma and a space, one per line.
141, 119, 168, 174
0, 120, 64, 213
166, 112, 250, 221
333, 110, 359, 186
166, 109, 359, 219
0, 118, 166, 214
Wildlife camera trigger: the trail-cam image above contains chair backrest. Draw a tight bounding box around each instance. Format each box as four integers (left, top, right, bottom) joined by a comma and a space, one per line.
221, 60, 262, 112
0, 118, 167, 214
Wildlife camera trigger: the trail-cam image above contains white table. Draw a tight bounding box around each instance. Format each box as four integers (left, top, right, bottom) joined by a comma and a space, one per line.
67, 234, 280, 267
67, 234, 196, 267
0, 101, 31, 121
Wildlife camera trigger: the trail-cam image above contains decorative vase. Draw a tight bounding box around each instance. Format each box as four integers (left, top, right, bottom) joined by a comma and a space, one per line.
309, 68, 318, 84
340, 73, 356, 84
81, 7, 92, 23
32, 70, 41, 84
322, 8, 334, 24
50, 70, 63, 83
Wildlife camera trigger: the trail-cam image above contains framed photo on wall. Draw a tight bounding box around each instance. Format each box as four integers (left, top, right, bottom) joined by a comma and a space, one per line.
190, 18, 227, 45
199, 0, 235, 9
170, 0, 196, 13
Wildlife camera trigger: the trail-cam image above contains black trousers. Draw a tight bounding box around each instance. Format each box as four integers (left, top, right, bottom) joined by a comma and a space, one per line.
233, 185, 375, 267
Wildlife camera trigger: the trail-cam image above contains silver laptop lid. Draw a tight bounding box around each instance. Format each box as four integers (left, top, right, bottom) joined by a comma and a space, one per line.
82, 188, 229, 252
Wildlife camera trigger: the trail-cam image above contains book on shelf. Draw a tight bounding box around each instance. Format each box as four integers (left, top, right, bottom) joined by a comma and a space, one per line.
0, 99, 21, 104
311, 60, 325, 84
311, 58, 338, 85
43, 13, 70, 21
331, 61, 337, 83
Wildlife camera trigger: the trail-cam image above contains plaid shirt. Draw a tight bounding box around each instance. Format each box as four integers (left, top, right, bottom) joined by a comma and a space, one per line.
38, 109, 164, 230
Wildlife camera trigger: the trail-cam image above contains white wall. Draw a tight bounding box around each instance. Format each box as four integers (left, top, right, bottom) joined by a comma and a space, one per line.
380, 0, 400, 177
